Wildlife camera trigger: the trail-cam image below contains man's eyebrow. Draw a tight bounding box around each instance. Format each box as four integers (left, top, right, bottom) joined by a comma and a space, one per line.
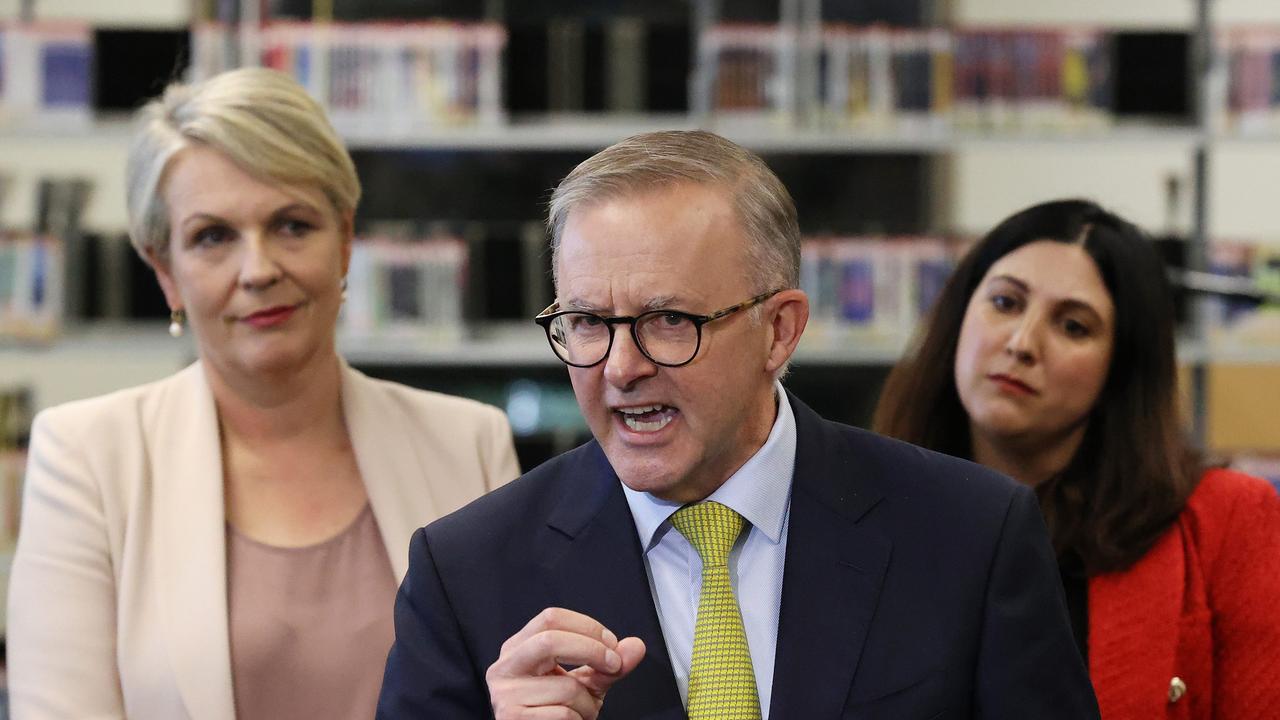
643, 295, 683, 311
558, 295, 689, 314
559, 297, 608, 313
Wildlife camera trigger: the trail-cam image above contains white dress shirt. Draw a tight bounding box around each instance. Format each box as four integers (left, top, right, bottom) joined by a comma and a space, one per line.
621, 383, 796, 718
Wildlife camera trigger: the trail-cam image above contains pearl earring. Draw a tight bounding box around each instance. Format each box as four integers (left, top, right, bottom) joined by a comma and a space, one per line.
169, 309, 185, 338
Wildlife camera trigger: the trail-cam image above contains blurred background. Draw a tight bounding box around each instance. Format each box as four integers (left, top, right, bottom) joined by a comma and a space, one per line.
2, 0, 1280, 679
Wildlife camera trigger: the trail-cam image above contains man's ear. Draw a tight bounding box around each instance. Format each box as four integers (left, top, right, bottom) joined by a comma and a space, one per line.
146, 247, 184, 312
764, 288, 809, 374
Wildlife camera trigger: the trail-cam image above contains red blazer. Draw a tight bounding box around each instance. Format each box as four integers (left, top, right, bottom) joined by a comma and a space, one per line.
1088, 468, 1280, 719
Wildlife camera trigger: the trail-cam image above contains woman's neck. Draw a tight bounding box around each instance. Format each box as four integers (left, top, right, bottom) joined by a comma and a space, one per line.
203, 351, 346, 446
970, 423, 1087, 487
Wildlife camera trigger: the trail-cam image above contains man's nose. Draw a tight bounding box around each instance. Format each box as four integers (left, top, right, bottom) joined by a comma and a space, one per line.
602, 325, 658, 389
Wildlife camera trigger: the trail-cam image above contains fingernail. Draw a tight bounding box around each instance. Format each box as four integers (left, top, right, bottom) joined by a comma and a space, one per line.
602, 628, 618, 647
605, 649, 621, 673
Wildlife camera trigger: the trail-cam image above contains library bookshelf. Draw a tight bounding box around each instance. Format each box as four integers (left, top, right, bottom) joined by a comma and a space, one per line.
4, 2, 1280, 643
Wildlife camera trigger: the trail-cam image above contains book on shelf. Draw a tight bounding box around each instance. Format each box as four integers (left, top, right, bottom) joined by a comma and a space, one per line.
697, 24, 794, 123
340, 232, 468, 343
472, 221, 550, 322
0, 233, 63, 341
701, 22, 1115, 133
952, 27, 1112, 133
191, 20, 506, 134
800, 235, 953, 344
0, 21, 94, 129
505, 16, 687, 115
822, 26, 952, 134
1220, 27, 1280, 136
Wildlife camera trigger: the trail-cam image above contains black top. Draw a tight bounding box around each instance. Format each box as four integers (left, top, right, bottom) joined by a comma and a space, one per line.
1059, 550, 1090, 664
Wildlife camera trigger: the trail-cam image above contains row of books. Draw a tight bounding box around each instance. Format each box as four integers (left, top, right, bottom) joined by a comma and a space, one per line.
340, 234, 469, 339
0, 229, 469, 344
345, 233, 961, 345
0, 23, 94, 128
6, 19, 1278, 141
190, 21, 507, 132
1221, 28, 1280, 135
952, 29, 1111, 132
702, 24, 1113, 132
699, 25, 794, 119
801, 236, 954, 341
0, 234, 64, 341
800, 235, 1280, 346
14, 231, 958, 344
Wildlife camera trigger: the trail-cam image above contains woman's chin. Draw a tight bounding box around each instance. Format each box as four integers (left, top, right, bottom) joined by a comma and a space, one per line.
213, 338, 332, 380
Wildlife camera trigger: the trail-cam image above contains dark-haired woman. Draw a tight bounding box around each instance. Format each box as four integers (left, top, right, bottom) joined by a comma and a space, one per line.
874, 199, 1280, 718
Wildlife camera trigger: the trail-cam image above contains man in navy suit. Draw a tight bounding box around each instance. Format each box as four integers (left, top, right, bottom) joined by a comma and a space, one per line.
378, 130, 1099, 719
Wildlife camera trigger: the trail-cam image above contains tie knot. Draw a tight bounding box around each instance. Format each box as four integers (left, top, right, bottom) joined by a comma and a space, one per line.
671, 501, 746, 567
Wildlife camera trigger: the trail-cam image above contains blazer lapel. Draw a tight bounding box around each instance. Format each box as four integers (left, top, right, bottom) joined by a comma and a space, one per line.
1088, 524, 1185, 718
544, 443, 686, 720
149, 362, 237, 720
769, 394, 891, 718
341, 363, 437, 582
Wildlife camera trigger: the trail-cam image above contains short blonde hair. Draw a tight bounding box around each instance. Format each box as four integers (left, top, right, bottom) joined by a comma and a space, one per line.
126, 67, 360, 263
546, 130, 800, 294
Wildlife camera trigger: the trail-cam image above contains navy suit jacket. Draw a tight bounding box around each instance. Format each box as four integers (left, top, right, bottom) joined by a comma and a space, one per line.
378, 393, 1099, 718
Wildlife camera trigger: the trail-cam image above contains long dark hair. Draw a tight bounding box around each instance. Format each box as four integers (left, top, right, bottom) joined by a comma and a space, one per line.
873, 199, 1200, 573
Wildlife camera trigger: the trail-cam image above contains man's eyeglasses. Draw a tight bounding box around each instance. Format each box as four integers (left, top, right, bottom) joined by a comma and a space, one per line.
534, 289, 784, 368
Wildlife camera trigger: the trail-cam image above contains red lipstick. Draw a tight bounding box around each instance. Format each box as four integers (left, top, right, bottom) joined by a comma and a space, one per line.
242, 304, 299, 328
988, 373, 1037, 396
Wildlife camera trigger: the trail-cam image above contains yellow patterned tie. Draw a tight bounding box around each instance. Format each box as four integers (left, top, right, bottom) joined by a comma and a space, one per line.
670, 501, 762, 720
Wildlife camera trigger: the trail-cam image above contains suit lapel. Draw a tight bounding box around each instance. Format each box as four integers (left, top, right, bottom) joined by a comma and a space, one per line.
341, 363, 437, 582
544, 443, 686, 720
150, 362, 237, 720
769, 394, 892, 718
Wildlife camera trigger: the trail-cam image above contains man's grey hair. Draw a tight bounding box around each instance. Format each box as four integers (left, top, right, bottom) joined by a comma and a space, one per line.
546, 130, 800, 297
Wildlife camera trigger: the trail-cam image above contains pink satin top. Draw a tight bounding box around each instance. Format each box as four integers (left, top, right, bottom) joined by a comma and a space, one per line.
226, 504, 397, 720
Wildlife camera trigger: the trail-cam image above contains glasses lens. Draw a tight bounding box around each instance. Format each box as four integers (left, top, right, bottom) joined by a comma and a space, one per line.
547, 312, 611, 365
636, 311, 699, 365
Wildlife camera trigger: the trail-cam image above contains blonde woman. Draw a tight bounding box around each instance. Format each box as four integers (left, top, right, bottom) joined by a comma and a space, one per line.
7, 68, 520, 720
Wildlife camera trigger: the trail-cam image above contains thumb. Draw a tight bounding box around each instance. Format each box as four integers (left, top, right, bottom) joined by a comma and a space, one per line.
572, 636, 647, 698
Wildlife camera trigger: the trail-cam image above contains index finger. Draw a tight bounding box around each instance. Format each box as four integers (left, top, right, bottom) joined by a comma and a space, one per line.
492, 628, 622, 679
501, 607, 618, 656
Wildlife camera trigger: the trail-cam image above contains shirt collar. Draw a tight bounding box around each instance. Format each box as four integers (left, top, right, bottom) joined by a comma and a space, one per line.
622, 382, 797, 550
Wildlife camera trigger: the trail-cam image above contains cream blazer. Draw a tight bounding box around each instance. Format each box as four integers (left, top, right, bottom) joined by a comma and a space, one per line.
7, 361, 520, 720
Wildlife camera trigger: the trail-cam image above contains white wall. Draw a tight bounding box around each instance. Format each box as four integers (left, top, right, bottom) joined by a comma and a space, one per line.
946, 142, 1197, 237
1210, 144, 1280, 240
950, 0, 1280, 28
950, 0, 1193, 29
